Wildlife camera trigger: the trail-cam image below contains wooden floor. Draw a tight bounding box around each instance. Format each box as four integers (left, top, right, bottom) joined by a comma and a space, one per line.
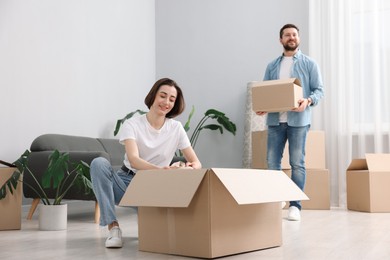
1, 201, 390, 260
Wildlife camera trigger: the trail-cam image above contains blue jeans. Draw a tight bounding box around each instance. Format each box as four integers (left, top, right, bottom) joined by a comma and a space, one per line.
90, 157, 135, 226
267, 123, 309, 210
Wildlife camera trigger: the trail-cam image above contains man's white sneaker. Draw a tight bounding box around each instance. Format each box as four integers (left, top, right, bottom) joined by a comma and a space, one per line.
105, 226, 123, 248
288, 206, 301, 221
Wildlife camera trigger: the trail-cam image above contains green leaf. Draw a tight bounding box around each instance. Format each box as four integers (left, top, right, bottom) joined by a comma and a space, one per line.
217, 117, 237, 135
184, 105, 195, 132
204, 109, 225, 117
13, 150, 30, 174
114, 109, 147, 136
42, 150, 69, 189
0, 170, 21, 200
73, 161, 93, 195
200, 124, 223, 134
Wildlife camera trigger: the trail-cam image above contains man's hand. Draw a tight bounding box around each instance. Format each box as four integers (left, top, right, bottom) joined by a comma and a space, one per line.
292, 98, 311, 112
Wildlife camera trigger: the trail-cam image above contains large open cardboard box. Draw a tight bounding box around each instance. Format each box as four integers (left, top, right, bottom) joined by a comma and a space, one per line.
251, 78, 303, 112
347, 154, 390, 212
0, 165, 22, 231
120, 168, 308, 259
252, 130, 326, 170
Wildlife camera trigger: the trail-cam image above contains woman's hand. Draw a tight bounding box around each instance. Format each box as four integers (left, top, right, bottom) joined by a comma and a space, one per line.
185, 161, 200, 169
167, 161, 193, 169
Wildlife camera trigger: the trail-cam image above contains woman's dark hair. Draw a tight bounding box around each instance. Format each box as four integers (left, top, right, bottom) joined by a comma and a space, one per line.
144, 78, 185, 118
279, 24, 299, 39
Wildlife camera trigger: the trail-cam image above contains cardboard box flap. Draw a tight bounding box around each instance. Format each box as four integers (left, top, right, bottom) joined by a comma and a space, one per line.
365, 153, 390, 172
211, 168, 308, 205
252, 78, 301, 87
119, 169, 207, 207
347, 158, 368, 171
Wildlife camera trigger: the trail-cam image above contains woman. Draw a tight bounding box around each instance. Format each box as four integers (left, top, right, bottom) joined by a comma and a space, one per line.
90, 78, 202, 248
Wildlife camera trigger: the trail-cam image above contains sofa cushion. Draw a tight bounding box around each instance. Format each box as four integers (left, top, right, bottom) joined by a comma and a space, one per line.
96, 138, 125, 167
30, 134, 105, 152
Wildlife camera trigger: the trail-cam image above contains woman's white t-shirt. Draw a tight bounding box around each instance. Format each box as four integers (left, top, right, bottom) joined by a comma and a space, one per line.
119, 114, 190, 172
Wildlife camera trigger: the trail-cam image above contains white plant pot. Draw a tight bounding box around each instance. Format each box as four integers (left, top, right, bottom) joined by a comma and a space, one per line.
38, 204, 67, 231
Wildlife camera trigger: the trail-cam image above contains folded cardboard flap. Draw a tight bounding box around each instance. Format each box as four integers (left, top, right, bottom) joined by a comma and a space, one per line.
347, 159, 368, 171
119, 168, 308, 207
119, 169, 206, 207
347, 154, 390, 172
365, 153, 390, 172
212, 168, 308, 204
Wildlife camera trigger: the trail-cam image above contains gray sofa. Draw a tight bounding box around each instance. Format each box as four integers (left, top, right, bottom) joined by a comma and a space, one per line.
23, 134, 125, 222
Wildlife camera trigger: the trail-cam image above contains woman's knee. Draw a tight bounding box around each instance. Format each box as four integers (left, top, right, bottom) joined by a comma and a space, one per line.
90, 157, 111, 177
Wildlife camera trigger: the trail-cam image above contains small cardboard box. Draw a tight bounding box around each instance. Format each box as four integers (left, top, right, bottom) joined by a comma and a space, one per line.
284, 169, 330, 210
347, 154, 390, 212
120, 168, 308, 259
251, 130, 326, 170
0, 164, 22, 231
251, 78, 303, 112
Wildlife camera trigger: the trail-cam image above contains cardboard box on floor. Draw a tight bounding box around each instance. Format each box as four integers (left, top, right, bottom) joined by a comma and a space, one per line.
284, 169, 330, 210
347, 154, 390, 212
252, 130, 330, 210
0, 164, 22, 231
251, 78, 303, 113
120, 168, 308, 259
251, 130, 326, 170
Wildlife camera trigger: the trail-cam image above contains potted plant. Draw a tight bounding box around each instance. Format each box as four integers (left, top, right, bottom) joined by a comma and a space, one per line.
1, 149, 93, 230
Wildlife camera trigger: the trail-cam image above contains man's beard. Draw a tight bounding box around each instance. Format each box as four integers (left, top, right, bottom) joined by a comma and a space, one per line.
283, 41, 299, 52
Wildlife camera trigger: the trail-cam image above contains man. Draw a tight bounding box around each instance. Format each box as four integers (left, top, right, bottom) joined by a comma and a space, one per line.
256, 24, 324, 221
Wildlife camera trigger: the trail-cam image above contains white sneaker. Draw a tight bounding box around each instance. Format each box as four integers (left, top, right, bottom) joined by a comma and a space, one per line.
105, 226, 123, 248
288, 206, 301, 221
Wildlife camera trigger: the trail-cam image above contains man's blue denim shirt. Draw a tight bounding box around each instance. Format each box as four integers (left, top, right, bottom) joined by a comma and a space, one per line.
263, 50, 324, 127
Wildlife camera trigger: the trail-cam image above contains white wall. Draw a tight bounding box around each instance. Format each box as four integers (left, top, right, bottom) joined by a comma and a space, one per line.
155, 0, 310, 168
0, 0, 312, 172
0, 0, 156, 163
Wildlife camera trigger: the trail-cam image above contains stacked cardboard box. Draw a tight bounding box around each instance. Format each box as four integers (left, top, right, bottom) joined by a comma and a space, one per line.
347, 154, 390, 212
0, 163, 22, 230
120, 168, 308, 258
252, 130, 330, 210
